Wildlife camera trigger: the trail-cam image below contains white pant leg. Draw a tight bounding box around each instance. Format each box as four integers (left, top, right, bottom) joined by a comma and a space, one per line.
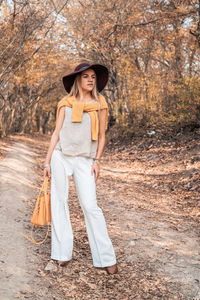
73, 156, 117, 267
50, 150, 73, 261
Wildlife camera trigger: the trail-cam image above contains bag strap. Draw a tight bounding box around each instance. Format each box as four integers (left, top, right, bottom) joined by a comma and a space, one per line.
43, 176, 50, 194
22, 223, 50, 245
38, 176, 48, 195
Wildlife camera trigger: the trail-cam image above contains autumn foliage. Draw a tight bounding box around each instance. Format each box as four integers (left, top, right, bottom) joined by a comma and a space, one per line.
0, 0, 200, 137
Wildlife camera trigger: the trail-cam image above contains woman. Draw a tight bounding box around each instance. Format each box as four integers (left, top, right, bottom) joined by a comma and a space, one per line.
43, 62, 118, 275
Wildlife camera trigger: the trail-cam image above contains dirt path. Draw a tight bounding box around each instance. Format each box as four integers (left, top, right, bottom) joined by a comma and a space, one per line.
0, 134, 199, 299
0, 140, 60, 300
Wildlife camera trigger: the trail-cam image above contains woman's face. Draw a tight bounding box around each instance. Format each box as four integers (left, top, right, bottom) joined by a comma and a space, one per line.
79, 69, 96, 92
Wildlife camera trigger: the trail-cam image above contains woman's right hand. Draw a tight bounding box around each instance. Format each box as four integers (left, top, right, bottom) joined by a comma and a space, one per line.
44, 165, 51, 179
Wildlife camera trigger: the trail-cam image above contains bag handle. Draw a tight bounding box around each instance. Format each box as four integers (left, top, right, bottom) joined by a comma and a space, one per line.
22, 223, 50, 245
43, 176, 50, 194
37, 176, 49, 197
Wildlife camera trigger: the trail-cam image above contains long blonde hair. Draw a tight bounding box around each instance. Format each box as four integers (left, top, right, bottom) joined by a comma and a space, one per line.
67, 70, 101, 109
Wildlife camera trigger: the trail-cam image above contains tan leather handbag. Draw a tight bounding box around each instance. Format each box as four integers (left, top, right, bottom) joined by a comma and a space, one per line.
31, 176, 51, 226
22, 176, 51, 245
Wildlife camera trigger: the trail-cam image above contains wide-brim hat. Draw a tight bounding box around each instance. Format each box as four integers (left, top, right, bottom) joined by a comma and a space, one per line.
62, 62, 109, 93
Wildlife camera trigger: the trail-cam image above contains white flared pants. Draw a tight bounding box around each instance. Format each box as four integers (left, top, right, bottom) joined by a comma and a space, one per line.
50, 149, 116, 267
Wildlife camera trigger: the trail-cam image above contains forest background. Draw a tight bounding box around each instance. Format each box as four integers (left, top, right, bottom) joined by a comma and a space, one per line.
0, 0, 200, 139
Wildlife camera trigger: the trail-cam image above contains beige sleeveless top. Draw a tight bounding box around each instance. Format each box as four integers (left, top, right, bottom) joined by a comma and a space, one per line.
55, 104, 98, 158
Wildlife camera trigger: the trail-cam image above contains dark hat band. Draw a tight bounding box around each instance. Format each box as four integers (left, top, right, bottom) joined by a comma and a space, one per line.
78, 66, 90, 71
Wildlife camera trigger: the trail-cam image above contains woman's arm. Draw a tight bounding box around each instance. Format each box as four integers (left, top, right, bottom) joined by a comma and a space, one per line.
44, 106, 65, 177
95, 108, 107, 159
91, 108, 107, 182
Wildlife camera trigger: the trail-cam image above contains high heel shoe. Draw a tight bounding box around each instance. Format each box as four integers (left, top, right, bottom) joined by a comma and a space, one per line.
57, 260, 69, 267
105, 263, 118, 275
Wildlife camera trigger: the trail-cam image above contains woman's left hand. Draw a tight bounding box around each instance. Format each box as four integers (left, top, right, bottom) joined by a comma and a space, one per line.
91, 161, 100, 182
